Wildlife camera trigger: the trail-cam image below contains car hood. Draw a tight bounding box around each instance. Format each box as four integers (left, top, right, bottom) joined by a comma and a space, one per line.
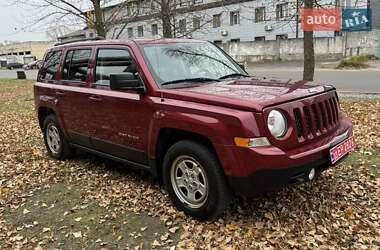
160, 77, 335, 112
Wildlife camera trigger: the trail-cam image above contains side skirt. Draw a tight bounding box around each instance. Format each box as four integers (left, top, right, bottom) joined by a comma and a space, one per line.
70, 143, 152, 172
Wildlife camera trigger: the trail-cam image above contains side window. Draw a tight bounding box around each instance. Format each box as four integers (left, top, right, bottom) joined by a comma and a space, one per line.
95, 49, 138, 86
62, 49, 91, 83
41, 51, 62, 80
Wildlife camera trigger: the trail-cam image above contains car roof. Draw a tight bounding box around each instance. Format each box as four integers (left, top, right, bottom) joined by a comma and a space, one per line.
51, 38, 207, 51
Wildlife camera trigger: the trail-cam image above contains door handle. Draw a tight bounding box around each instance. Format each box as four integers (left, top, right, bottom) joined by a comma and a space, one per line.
89, 95, 102, 102
56, 91, 66, 97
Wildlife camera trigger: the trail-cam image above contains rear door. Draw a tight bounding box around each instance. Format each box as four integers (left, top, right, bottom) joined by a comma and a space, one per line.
88, 46, 151, 165
57, 48, 94, 147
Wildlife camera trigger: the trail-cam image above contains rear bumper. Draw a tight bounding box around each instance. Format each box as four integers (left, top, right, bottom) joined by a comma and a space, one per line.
227, 153, 348, 196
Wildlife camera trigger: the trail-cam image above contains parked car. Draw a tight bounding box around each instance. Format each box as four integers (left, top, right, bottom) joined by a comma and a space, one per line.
26, 60, 43, 69
7, 62, 24, 70
34, 39, 355, 220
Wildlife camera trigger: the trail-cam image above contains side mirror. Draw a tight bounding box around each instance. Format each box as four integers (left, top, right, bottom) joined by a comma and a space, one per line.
110, 73, 145, 94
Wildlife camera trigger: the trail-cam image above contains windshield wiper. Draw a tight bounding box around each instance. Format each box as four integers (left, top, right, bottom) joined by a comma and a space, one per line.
161, 77, 220, 86
219, 73, 249, 80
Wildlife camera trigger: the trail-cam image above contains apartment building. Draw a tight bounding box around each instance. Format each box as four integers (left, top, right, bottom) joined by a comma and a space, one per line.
104, 0, 369, 43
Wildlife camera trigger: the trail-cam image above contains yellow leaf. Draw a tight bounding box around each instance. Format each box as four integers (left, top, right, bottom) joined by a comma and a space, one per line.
265, 212, 274, 220
42, 227, 51, 232
226, 224, 238, 231
346, 208, 353, 215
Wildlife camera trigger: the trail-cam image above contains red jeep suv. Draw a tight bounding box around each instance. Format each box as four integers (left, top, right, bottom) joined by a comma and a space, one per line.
34, 39, 354, 220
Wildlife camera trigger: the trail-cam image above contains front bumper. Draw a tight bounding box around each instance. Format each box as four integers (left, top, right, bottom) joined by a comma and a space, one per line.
218, 116, 353, 196
227, 153, 348, 196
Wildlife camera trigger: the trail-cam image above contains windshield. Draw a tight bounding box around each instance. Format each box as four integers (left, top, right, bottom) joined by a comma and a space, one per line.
140, 42, 247, 88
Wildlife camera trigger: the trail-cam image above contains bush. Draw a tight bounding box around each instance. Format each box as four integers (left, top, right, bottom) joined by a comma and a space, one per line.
336, 55, 370, 69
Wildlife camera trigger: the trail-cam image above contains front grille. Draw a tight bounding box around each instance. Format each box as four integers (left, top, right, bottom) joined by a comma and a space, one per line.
294, 109, 303, 137
293, 95, 340, 139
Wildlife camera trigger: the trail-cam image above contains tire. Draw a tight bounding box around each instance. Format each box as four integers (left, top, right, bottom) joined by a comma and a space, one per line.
10, 67, 14, 70
43, 114, 73, 160
163, 140, 231, 220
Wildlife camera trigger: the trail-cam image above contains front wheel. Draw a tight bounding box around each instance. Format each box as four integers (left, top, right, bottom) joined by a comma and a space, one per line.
163, 140, 231, 220
43, 114, 73, 159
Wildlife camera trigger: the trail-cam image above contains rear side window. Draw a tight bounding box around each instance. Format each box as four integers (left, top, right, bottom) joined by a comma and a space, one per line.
41, 51, 62, 80
62, 49, 91, 83
95, 49, 138, 86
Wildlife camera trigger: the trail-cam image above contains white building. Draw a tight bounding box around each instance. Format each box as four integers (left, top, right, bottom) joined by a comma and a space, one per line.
104, 0, 369, 43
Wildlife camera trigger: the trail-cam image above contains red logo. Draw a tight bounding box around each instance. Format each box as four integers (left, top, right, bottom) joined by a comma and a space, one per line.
301, 8, 342, 31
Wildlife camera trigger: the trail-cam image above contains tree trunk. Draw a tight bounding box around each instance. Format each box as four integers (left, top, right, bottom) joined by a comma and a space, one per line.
92, 0, 106, 37
161, 0, 173, 38
303, 0, 315, 81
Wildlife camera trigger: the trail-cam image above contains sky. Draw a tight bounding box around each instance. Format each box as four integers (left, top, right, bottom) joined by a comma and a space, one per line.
0, 2, 48, 43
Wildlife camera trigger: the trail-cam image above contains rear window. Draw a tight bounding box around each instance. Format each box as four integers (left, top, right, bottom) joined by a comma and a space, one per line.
62, 49, 91, 83
41, 51, 62, 80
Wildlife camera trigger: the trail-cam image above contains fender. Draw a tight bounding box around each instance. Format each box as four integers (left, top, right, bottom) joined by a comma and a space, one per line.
147, 98, 264, 175
34, 82, 67, 132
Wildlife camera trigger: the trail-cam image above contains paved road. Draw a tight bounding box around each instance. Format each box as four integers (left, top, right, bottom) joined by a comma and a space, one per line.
0, 69, 38, 80
247, 61, 380, 93
1, 63, 379, 93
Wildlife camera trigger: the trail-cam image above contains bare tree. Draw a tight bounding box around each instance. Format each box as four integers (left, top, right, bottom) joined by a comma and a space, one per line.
105, 0, 219, 39
6, 0, 135, 39
303, 0, 315, 81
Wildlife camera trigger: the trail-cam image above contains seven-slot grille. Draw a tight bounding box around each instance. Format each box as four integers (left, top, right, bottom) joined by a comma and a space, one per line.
293, 94, 340, 139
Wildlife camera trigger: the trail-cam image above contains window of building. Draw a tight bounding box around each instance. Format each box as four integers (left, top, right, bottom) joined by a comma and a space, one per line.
179, 0, 202, 6
137, 26, 144, 37
62, 49, 91, 83
213, 40, 222, 48
255, 36, 265, 41
179, 19, 187, 33
128, 27, 133, 38
230, 11, 240, 26
231, 39, 240, 44
152, 24, 158, 36
213, 14, 221, 28
276, 34, 288, 40
255, 7, 266, 23
95, 49, 138, 86
193, 17, 201, 30
19, 52, 24, 55
41, 51, 62, 80
276, 3, 288, 20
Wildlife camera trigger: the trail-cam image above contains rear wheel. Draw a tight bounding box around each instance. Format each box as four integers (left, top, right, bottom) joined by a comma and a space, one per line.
163, 140, 231, 220
43, 114, 73, 159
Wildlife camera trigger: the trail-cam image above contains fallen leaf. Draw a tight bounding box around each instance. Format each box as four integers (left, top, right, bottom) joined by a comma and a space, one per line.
73, 231, 82, 238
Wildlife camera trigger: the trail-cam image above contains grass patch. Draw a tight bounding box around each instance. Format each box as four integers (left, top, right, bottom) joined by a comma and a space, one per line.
2, 182, 177, 249
0, 79, 34, 114
345, 149, 380, 177
335, 55, 370, 69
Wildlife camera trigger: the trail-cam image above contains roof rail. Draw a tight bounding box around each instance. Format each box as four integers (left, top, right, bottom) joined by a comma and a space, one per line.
54, 36, 105, 46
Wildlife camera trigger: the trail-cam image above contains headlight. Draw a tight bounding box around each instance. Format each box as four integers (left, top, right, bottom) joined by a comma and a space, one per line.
267, 110, 287, 138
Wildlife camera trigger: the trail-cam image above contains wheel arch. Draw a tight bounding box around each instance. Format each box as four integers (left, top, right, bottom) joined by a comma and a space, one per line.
38, 107, 56, 130
153, 128, 220, 184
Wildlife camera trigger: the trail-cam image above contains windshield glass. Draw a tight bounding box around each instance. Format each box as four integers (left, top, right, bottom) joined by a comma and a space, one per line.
140, 42, 246, 88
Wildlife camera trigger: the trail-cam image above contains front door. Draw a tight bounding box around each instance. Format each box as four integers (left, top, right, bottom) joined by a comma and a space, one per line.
88, 47, 151, 165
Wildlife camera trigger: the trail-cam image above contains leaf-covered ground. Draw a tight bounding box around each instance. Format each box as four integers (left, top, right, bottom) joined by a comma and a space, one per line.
0, 79, 379, 249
